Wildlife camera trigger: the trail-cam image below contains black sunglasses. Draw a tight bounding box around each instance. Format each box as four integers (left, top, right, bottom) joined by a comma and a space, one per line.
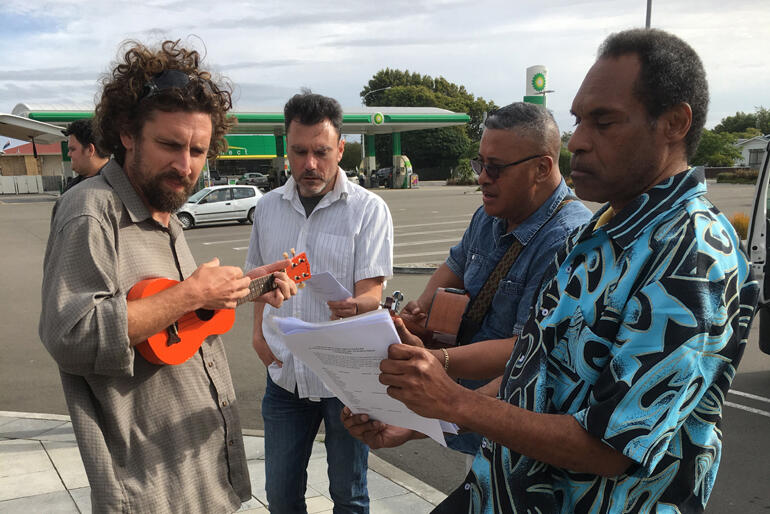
470, 154, 543, 180
139, 69, 203, 101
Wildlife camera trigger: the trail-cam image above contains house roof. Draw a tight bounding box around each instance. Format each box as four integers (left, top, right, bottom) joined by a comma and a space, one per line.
1, 141, 62, 156
735, 134, 770, 147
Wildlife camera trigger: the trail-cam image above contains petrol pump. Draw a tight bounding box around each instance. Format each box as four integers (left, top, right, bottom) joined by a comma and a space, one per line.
392, 154, 414, 189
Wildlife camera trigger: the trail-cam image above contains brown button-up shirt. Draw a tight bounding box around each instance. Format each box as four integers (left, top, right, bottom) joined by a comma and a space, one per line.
39, 161, 250, 513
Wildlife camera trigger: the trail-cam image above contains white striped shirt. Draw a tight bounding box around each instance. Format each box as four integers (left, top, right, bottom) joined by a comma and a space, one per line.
245, 168, 394, 398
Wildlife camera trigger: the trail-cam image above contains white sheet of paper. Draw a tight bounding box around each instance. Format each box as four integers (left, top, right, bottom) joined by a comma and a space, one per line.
439, 420, 459, 435
305, 271, 352, 301
271, 309, 447, 446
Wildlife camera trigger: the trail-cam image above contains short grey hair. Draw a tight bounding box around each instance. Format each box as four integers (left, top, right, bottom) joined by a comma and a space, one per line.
484, 102, 561, 158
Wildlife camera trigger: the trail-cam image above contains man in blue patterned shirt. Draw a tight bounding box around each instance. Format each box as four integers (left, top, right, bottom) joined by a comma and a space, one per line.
344, 28, 758, 513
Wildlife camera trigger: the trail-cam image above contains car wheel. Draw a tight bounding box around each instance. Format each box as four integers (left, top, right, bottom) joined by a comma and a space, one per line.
247, 207, 255, 224
178, 213, 194, 230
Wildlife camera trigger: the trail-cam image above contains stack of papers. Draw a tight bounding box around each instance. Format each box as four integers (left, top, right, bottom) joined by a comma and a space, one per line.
271, 309, 449, 446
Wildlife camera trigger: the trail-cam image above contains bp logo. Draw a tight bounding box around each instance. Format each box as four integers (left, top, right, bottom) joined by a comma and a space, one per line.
531, 72, 546, 92
371, 112, 384, 125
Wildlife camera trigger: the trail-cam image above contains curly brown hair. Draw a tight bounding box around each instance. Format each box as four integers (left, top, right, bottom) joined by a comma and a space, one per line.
94, 39, 234, 165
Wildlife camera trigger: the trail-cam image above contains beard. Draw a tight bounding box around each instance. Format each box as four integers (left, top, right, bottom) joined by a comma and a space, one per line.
129, 146, 196, 213
140, 171, 195, 212
295, 170, 334, 197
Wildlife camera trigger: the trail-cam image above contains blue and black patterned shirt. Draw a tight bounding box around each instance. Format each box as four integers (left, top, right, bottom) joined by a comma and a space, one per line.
439, 167, 758, 513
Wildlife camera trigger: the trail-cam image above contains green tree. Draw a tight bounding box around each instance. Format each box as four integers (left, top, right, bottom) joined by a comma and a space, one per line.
361, 69, 496, 175
558, 131, 573, 178
714, 111, 757, 134
339, 141, 362, 171
691, 129, 742, 167
559, 147, 572, 177
713, 106, 770, 134
756, 107, 770, 134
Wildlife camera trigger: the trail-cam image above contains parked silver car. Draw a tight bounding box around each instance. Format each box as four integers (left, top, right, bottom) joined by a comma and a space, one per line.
176, 185, 263, 229
240, 172, 270, 188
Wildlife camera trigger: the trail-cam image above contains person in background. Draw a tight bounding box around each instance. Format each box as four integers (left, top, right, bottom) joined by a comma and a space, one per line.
62, 119, 109, 192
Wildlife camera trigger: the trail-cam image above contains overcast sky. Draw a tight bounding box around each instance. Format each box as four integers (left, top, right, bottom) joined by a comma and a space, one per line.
2, 0, 768, 146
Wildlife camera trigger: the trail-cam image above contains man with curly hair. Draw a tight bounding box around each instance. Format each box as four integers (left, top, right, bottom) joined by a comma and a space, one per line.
39, 40, 296, 512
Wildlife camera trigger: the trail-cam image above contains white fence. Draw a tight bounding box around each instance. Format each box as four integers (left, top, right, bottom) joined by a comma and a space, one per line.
0, 176, 62, 194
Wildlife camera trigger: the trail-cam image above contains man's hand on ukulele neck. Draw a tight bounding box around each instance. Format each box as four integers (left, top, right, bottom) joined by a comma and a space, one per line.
187, 257, 252, 310
246, 258, 297, 308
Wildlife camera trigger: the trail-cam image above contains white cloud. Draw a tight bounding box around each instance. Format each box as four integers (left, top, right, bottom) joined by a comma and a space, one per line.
1, 0, 767, 135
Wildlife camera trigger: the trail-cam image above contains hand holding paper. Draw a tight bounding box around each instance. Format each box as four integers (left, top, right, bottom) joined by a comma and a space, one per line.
271, 310, 448, 445
305, 271, 351, 301
379, 343, 470, 422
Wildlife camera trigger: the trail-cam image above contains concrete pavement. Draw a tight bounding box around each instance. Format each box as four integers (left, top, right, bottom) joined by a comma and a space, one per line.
0, 411, 446, 513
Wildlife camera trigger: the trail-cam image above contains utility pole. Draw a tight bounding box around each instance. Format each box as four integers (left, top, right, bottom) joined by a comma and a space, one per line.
646, 0, 652, 28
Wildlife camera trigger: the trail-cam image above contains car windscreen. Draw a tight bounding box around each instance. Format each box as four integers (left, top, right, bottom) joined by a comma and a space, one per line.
187, 188, 210, 203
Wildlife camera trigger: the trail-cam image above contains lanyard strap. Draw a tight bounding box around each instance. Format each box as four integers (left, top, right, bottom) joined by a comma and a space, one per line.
464, 196, 575, 325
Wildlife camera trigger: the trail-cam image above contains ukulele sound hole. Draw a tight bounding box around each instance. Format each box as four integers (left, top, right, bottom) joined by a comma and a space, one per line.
195, 308, 215, 321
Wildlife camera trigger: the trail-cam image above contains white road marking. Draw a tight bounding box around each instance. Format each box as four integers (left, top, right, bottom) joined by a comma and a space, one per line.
395, 238, 461, 248
725, 401, 770, 419
395, 228, 465, 237
394, 250, 449, 259
395, 218, 472, 229
729, 389, 770, 404
201, 238, 251, 245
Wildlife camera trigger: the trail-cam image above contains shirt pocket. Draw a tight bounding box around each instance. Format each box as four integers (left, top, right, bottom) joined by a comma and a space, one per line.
310, 233, 355, 283
463, 251, 489, 295
485, 279, 524, 338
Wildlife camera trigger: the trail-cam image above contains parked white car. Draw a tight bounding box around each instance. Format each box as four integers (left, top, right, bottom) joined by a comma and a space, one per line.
176, 185, 263, 229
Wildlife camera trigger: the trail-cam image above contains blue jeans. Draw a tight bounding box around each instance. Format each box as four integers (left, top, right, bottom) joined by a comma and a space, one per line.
262, 376, 369, 513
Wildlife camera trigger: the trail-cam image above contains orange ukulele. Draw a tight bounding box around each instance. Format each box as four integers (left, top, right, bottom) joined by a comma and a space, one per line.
128, 252, 311, 365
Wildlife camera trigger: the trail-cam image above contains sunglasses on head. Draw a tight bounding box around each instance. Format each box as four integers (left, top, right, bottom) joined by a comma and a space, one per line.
470, 154, 543, 180
139, 69, 211, 101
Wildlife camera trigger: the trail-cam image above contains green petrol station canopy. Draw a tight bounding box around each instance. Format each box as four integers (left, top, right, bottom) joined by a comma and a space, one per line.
11, 104, 469, 136
10, 104, 469, 160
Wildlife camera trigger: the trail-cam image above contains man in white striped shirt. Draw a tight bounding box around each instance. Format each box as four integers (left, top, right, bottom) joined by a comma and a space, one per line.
245, 91, 393, 513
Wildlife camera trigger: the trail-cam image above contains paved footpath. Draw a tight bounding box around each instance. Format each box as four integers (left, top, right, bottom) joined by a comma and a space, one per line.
0, 411, 446, 513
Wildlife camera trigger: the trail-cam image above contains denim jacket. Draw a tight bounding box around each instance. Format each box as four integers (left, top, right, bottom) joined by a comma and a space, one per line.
446, 179, 592, 343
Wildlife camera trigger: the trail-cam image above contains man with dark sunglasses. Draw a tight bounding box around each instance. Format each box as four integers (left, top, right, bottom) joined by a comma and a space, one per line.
39, 40, 296, 512
345, 29, 758, 513
396, 102, 591, 455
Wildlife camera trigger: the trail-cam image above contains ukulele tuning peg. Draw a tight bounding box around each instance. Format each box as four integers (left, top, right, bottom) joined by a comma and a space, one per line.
282, 252, 289, 259
290, 248, 296, 256
298, 283, 306, 289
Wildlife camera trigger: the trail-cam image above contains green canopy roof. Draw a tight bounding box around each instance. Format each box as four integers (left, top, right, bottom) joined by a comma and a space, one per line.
12, 104, 469, 135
